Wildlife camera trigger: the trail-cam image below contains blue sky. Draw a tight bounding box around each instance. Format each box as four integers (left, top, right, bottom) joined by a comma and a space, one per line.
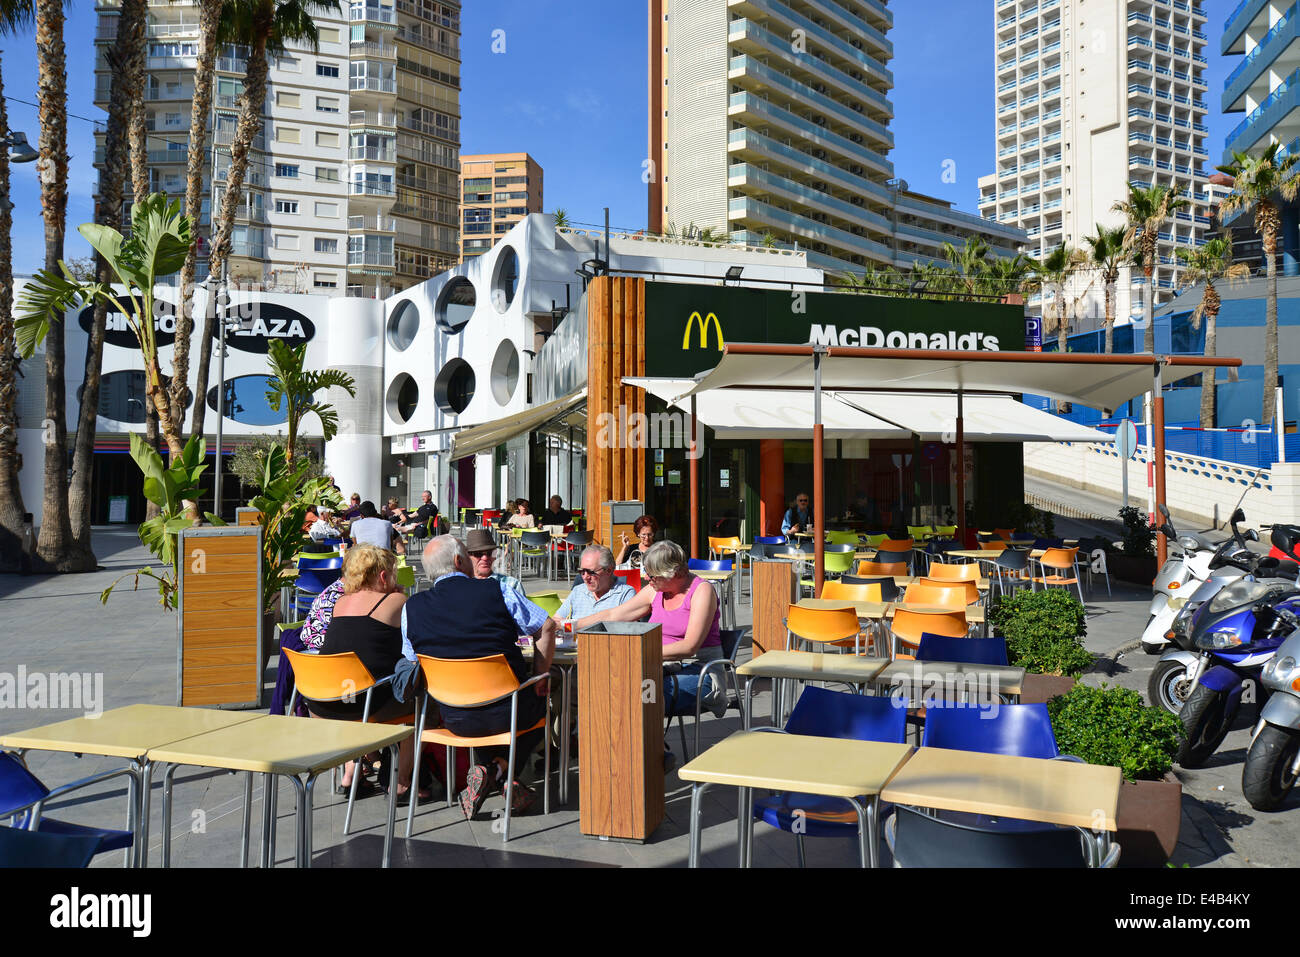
1, 0, 1242, 275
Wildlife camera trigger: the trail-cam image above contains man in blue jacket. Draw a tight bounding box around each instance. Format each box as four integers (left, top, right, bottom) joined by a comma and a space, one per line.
781, 493, 812, 536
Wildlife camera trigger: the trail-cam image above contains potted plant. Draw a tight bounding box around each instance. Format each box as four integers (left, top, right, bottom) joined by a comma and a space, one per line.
988, 588, 1092, 702
1047, 683, 1186, 866
1106, 506, 1158, 585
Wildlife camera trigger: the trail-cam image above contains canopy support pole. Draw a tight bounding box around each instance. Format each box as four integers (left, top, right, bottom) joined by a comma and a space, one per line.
690, 395, 699, 560
1154, 362, 1167, 566
956, 388, 966, 546
813, 349, 825, 594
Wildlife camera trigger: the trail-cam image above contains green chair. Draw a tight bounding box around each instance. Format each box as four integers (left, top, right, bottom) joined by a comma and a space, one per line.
864, 533, 889, 549
528, 591, 564, 616
825, 530, 861, 547
907, 525, 933, 543
394, 563, 416, 592
799, 550, 858, 597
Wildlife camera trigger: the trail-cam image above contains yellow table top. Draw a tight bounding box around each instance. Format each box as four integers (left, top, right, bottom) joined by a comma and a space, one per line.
695, 570, 736, 582
736, 650, 889, 683
870, 660, 1026, 696
145, 714, 412, 776
797, 597, 890, 619
947, 550, 1009, 561
880, 746, 1121, 831
895, 575, 990, 591
679, 731, 914, 799
890, 602, 985, 625
0, 704, 264, 760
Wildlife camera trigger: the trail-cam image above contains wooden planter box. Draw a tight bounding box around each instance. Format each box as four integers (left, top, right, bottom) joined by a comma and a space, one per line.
1115, 772, 1183, 867
1018, 674, 1076, 704
1107, 552, 1158, 586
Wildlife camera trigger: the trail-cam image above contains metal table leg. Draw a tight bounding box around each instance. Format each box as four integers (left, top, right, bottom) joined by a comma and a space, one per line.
261, 772, 275, 868
383, 745, 397, 868
289, 775, 306, 868
240, 772, 253, 868
160, 763, 179, 868
736, 787, 748, 867
560, 665, 572, 805
136, 761, 154, 868
688, 782, 709, 867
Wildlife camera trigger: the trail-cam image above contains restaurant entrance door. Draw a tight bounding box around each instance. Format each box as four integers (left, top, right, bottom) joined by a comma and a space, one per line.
705, 442, 756, 548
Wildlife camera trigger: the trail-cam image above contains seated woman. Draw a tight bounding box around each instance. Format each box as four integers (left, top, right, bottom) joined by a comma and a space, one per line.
313, 545, 423, 801
616, 515, 658, 569
506, 499, 536, 529
575, 540, 725, 749
301, 520, 338, 554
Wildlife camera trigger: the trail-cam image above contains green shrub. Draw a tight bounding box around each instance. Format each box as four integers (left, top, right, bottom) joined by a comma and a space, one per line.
989, 588, 1092, 677
1117, 505, 1155, 558
1047, 683, 1184, 781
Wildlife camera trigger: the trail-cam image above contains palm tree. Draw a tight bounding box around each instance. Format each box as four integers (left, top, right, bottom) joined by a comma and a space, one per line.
941, 236, 990, 299
1036, 244, 1084, 352
0, 48, 26, 572
552, 208, 569, 229
123, 0, 147, 204
1217, 144, 1300, 426
980, 252, 1035, 301
1112, 181, 1190, 355
196, 0, 339, 441
1083, 223, 1131, 354
264, 340, 356, 468
1176, 237, 1251, 428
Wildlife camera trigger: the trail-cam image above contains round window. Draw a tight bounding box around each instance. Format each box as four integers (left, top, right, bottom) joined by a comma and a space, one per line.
490, 340, 520, 405
434, 359, 476, 415
435, 277, 476, 334
491, 246, 519, 313
387, 299, 419, 351
385, 373, 420, 424
206, 375, 289, 426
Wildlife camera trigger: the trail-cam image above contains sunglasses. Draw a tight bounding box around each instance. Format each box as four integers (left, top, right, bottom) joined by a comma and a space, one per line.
579, 567, 606, 577
470, 551, 495, 559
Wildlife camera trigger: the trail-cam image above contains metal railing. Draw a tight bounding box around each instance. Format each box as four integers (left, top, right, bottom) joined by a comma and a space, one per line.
348, 215, 396, 231
349, 76, 396, 93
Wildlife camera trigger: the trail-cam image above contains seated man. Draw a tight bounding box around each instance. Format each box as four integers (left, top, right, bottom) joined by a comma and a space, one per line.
556, 544, 636, 622
539, 495, 573, 529
465, 527, 524, 596
351, 500, 402, 554
398, 489, 440, 537
403, 536, 556, 821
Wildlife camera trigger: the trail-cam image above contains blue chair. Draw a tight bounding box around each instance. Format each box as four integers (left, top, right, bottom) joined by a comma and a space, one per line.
885, 804, 1116, 867
0, 752, 136, 867
0, 825, 105, 867
295, 555, 343, 615
687, 558, 733, 572
1033, 538, 1065, 550
752, 687, 907, 867
748, 536, 787, 596
665, 628, 748, 760
920, 702, 1060, 758
916, 634, 1009, 666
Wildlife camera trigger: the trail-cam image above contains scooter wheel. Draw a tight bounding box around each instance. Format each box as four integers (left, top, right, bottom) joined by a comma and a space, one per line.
1148, 659, 1194, 715
1177, 684, 1236, 769
1242, 725, 1300, 811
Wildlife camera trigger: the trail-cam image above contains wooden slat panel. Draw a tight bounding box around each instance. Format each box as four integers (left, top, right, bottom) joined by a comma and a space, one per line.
752, 560, 796, 658
180, 663, 259, 686
611, 278, 625, 503
179, 552, 259, 575
181, 573, 260, 596
184, 646, 260, 669
182, 590, 261, 612
578, 632, 612, 836
183, 682, 258, 706
640, 623, 664, 838
182, 536, 261, 557
182, 609, 259, 633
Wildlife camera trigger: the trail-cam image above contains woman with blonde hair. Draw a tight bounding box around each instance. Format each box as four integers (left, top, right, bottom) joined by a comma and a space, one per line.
314, 545, 424, 801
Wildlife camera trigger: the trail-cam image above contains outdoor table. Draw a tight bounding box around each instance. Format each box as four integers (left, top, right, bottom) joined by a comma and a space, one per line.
869, 659, 1025, 700
678, 730, 914, 868
0, 704, 266, 867
879, 745, 1121, 865
893, 575, 991, 592
145, 713, 411, 869
736, 650, 890, 729
695, 569, 738, 629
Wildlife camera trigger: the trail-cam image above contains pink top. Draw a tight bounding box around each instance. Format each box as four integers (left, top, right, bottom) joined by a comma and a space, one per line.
651, 575, 721, 649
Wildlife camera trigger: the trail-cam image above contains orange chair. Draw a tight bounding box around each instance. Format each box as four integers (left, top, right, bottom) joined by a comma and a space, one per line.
901, 582, 968, 612
880, 538, 915, 550
982, 540, 1008, 554
709, 536, 746, 595
406, 654, 551, 842
918, 577, 981, 607
784, 604, 862, 652
1031, 547, 1085, 603
856, 560, 908, 578
820, 581, 885, 603
285, 649, 413, 836
926, 562, 982, 583
994, 528, 1016, 541
889, 608, 968, 655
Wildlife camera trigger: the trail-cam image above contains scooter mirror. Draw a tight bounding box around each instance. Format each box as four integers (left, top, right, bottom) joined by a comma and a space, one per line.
1270, 525, 1300, 562
1160, 523, 1177, 539
1232, 508, 1246, 525
1247, 528, 1260, 542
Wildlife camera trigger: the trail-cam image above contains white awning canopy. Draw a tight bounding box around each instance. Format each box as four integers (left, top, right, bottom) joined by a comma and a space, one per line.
679, 347, 1238, 414
623, 378, 1109, 443
450, 389, 586, 461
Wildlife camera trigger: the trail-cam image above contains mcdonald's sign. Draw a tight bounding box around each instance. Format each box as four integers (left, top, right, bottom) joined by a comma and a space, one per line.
682, 311, 725, 351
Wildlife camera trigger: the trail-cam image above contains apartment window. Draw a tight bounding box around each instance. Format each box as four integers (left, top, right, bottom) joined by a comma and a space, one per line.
315, 166, 340, 182
316, 62, 340, 78
274, 234, 299, 250
275, 199, 299, 214
315, 201, 339, 217
314, 237, 338, 253
316, 96, 340, 113
464, 177, 491, 191
279, 55, 300, 72
150, 42, 196, 58
276, 91, 300, 108
316, 131, 339, 148
313, 274, 338, 288
318, 27, 340, 44
276, 127, 301, 144
275, 163, 299, 178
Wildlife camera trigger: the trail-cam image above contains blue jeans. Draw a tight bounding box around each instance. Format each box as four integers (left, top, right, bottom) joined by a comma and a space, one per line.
664, 652, 724, 716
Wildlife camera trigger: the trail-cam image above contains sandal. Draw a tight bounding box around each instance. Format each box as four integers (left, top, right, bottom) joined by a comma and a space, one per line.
508, 780, 536, 814
336, 777, 381, 798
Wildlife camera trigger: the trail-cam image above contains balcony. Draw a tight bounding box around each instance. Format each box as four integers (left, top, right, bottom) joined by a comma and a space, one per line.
727, 195, 894, 262
347, 250, 394, 268
215, 56, 247, 74
1226, 66, 1300, 153
348, 215, 396, 232
230, 241, 266, 259
349, 75, 396, 94
731, 54, 893, 148
350, 109, 397, 128
349, 180, 396, 197
1223, 3, 1297, 112
350, 145, 396, 162
349, 3, 395, 25
728, 92, 893, 174
742, 0, 893, 86
212, 129, 266, 151
350, 40, 396, 59
394, 25, 457, 59
727, 163, 893, 235
726, 127, 894, 204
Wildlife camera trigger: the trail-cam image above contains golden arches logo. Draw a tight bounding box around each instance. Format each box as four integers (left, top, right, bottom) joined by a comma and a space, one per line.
682, 311, 725, 351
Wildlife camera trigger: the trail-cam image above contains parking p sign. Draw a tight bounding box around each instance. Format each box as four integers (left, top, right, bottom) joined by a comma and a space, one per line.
1025, 316, 1042, 352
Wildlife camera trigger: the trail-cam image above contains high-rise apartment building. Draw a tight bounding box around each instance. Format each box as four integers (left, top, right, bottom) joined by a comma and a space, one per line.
979, 0, 1212, 322
460, 153, 544, 260
93, 0, 462, 297
1222, 1, 1300, 161
649, 0, 1025, 273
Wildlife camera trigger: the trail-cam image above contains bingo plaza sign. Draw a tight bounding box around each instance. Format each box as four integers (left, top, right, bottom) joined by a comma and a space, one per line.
644, 281, 1025, 378
79, 299, 315, 353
